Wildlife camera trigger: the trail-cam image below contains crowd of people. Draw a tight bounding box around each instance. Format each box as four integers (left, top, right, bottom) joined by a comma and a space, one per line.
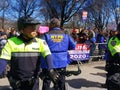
0, 16, 119, 90
0, 28, 19, 54
70, 27, 118, 57
0, 23, 117, 60
70, 24, 120, 90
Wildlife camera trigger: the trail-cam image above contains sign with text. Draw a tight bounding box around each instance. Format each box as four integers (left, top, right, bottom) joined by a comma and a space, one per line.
39, 26, 49, 34
82, 11, 88, 20
68, 44, 90, 61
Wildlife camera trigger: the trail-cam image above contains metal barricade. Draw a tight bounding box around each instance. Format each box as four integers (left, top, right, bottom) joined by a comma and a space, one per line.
89, 43, 107, 62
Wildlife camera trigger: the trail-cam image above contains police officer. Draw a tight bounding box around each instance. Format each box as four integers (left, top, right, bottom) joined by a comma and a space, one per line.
106, 23, 120, 90
0, 16, 59, 90
41, 18, 76, 90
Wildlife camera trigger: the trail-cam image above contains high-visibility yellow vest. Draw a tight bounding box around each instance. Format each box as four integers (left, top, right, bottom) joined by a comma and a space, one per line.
108, 37, 120, 56
0, 37, 51, 60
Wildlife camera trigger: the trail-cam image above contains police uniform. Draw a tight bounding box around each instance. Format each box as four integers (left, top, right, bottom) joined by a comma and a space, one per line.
106, 34, 120, 90
0, 34, 51, 90
0, 16, 59, 90
41, 27, 76, 90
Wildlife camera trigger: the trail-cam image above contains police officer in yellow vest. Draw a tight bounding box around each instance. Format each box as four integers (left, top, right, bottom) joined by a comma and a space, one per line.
0, 16, 59, 90
106, 23, 120, 90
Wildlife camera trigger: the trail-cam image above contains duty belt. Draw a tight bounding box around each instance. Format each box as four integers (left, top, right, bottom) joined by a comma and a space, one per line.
8, 76, 36, 89
21, 77, 35, 85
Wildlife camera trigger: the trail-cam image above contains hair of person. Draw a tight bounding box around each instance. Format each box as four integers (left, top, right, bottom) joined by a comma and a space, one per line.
49, 18, 60, 29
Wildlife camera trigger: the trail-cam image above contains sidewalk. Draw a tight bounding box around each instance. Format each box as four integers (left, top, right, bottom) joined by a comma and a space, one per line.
0, 61, 107, 90
66, 60, 107, 90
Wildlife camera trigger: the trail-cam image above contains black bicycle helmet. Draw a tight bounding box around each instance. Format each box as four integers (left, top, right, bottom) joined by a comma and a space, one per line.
17, 16, 40, 31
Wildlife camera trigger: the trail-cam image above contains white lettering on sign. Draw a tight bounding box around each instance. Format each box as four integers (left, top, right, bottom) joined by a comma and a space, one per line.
68, 44, 90, 61
70, 54, 87, 60
75, 44, 89, 50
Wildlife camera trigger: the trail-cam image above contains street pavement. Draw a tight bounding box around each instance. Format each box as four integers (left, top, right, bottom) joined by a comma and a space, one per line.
0, 61, 107, 90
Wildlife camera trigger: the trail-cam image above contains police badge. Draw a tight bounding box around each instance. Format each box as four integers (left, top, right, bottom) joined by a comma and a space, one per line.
111, 41, 116, 46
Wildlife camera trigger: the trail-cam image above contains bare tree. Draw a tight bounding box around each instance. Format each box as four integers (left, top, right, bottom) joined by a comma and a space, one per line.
10, 0, 41, 18
84, 0, 111, 31
107, 0, 120, 25
0, 0, 9, 29
40, 0, 87, 27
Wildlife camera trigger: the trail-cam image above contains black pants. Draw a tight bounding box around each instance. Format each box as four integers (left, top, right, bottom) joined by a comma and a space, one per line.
107, 81, 120, 90
42, 68, 66, 90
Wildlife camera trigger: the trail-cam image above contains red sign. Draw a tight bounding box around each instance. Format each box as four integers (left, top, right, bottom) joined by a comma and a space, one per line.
76, 44, 90, 50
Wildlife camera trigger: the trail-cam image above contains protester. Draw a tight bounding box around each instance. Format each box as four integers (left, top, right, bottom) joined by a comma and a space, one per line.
71, 28, 78, 42
41, 18, 76, 90
0, 31, 8, 78
77, 29, 87, 43
96, 30, 106, 56
7, 27, 18, 38
89, 29, 96, 56
0, 16, 59, 90
0, 32, 7, 53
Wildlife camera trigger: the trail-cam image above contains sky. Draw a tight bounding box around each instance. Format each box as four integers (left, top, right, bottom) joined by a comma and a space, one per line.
0, 0, 119, 25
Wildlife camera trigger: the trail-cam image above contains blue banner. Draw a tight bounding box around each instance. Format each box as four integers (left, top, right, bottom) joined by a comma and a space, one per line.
68, 44, 90, 61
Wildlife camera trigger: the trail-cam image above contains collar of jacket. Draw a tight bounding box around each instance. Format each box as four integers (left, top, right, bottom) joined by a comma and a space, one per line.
18, 34, 36, 44
50, 27, 61, 31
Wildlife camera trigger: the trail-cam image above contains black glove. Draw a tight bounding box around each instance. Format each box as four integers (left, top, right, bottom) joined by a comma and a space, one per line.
48, 69, 60, 84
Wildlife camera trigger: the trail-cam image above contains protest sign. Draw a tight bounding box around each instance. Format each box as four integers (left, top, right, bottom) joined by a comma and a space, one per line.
39, 26, 49, 34
68, 44, 90, 61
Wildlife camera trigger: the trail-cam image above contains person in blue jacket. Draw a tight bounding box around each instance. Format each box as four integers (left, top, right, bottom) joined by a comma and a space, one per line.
41, 18, 76, 90
96, 30, 106, 55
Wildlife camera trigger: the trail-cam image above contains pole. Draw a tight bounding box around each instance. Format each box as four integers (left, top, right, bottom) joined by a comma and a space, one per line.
2, 9, 5, 29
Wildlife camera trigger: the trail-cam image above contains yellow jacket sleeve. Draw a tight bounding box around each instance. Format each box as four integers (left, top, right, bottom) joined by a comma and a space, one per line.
39, 39, 51, 58
0, 41, 12, 60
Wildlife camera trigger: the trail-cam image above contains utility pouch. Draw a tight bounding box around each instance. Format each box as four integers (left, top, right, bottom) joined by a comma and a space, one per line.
108, 73, 120, 86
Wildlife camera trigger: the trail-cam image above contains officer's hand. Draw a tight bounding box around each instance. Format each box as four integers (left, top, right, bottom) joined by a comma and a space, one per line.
48, 69, 60, 84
